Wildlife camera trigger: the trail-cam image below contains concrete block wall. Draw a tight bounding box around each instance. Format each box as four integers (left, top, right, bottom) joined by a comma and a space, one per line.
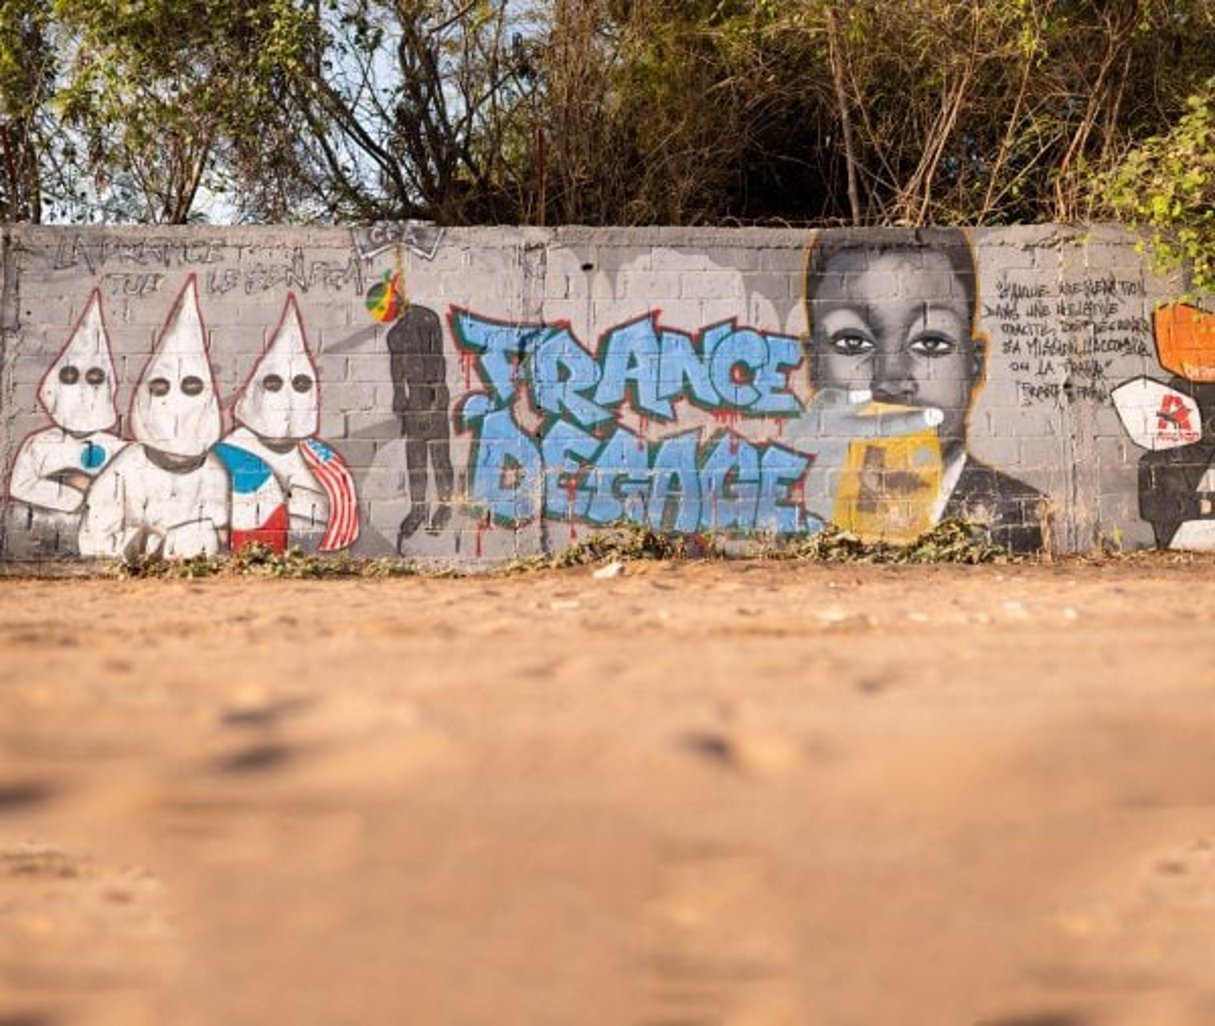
1, 223, 1211, 563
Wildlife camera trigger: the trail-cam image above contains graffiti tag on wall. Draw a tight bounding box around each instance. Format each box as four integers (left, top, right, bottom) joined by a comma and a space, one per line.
52, 235, 364, 298
9, 226, 1212, 561
990, 273, 1152, 406
454, 311, 811, 534
444, 229, 1047, 552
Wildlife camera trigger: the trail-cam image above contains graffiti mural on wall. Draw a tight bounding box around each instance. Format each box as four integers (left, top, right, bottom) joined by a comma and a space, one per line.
7, 276, 360, 559
796, 228, 1045, 552
450, 229, 1046, 552
9, 291, 126, 524
79, 277, 229, 558
7, 226, 1212, 561
216, 293, 359, 553
454, 311, 811, 535
366, 269, 455, 547
1112, 303, 1215, 549
51, 233, 364, 298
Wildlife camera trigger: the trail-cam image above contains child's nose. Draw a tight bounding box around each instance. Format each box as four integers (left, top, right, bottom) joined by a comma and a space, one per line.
872, 350, 917, 402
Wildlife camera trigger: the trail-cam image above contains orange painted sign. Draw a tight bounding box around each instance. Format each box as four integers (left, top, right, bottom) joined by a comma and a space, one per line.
1154, 303, 1215, 382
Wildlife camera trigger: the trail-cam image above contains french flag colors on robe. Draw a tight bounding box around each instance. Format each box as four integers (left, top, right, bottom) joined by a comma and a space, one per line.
300, 438, 360, 550
214, 442, 289, 551
214, 437, 359, 552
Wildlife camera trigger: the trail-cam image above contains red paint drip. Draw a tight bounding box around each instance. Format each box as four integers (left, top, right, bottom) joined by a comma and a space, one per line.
776, 417, 785, 439
565, 478, 580, 540
637, 415, 649, 451
459, 350, 476, 390
790, 477, 808, 528
711, 408, 743, 455
712, 409, 742, 432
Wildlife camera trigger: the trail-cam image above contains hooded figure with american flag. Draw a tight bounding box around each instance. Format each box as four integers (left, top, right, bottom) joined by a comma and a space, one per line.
215, 293, 359, 553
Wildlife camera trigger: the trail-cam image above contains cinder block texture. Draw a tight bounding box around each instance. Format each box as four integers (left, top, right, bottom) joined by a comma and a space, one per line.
1, 224, 1211, 562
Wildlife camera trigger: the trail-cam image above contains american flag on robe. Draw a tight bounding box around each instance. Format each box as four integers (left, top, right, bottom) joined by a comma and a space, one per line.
298, 437, 360, 551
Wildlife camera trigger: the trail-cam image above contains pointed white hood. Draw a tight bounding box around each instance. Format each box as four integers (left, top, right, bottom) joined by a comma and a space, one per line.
39, 290, 118, 434
130, 276, 221, 457
234, 293, 320, 440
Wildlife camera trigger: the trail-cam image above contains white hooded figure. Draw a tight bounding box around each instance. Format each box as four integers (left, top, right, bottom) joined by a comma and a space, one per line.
216, 293, 358, 552
79, 276, 229, 559
8, 290, 126, 518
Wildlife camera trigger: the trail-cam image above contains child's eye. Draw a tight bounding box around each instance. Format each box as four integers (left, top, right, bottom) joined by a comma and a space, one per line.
909, 335, 956, 357
831, 334, 874, 356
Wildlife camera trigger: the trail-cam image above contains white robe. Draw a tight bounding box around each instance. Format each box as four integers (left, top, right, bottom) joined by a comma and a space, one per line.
222, 425, 330, 536
9, 427, 125, 514
78, 445, 229, 559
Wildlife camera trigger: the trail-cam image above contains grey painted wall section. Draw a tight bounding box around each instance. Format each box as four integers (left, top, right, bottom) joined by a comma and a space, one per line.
1, 224, 1211, 563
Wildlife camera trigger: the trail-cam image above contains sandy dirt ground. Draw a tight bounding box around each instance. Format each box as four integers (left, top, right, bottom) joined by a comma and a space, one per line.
1, 556, 1214, 1026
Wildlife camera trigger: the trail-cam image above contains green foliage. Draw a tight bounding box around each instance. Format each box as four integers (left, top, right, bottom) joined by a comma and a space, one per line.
94, 520, 1016, 577
3, 0, 1213, 228
778, 518, 1016, 565
531, 0, 1215, 227
0, 0, 57, 220
48, 0, 323, 223
0, 1, 53, 120
550, 522, 722, 567
507, 518, 1013, 571
1100, 75, 1214, 293
109, 543, 417, 579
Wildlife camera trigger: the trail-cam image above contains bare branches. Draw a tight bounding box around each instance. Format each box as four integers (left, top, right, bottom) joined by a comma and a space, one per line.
825, 5, 860, 226
5, 0, 1211, 227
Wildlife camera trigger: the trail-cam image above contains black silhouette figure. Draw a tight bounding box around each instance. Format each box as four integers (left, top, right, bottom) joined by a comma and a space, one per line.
387, 304, 455, 549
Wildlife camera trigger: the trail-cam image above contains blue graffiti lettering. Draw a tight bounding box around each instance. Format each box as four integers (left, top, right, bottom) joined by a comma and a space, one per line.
758, 444, 812, 532
541, 417, 599, 520
534, 326, 612, 426
459, 393, 542, 522
451, 311, 542, 405
658, 329, 717, 410
700, 433, 761, 530
594, 317, 672, 420
454, 311, 812, 532
586, 426, 652, 525
649, 431, 703, 532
